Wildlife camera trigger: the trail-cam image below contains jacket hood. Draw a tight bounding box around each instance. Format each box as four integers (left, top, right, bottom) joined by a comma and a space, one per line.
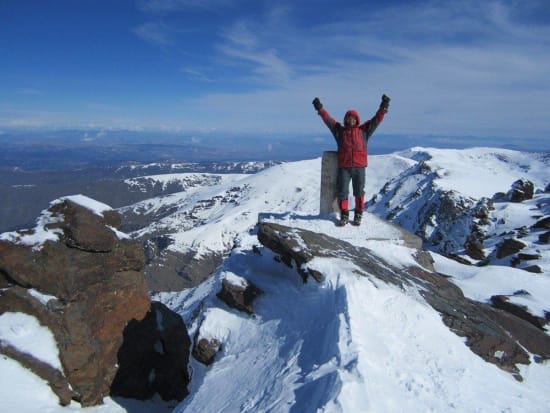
344, 110, 360, 126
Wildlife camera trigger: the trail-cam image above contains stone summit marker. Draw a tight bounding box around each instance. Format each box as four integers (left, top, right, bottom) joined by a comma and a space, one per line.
320, 151, 339, 215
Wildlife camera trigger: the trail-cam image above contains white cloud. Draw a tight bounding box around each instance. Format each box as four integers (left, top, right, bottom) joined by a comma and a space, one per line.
172, 1, 550, 138
3, 1, 550, 142
133, 21, 173, 46
181, 67, 215, 82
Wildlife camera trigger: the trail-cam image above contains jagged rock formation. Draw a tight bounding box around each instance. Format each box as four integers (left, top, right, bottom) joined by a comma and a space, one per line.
216, 277, 264, 315
0, 198, 190, 406
257, 222, 550, 380
507, 179, 535, 202
367, 159, 549, 273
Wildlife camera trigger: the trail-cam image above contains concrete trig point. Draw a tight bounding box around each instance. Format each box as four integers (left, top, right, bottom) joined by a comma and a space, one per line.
320, 151, 340, 215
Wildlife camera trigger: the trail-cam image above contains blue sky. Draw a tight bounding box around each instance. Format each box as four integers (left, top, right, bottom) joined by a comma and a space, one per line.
1, 0, 550, 147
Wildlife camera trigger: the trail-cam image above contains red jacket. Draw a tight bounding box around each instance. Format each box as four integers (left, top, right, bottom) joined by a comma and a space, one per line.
318, 107, 386, 168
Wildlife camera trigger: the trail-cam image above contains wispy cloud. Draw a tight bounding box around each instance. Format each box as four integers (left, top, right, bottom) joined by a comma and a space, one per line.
181, 67, 215, 82
133, 21, 173, 47
218, 21, 293, 84
187, 1, 550, 138
4, 0, 549, 143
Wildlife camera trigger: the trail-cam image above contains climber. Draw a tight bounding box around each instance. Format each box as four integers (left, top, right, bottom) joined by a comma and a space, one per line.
313, 94, 390, 226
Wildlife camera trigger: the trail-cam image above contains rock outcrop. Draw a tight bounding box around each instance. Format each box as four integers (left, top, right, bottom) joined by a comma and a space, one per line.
507, 179, 535, 202
257, 222, 550, 380
0, 197, 190, 406
216, 276, 264, 315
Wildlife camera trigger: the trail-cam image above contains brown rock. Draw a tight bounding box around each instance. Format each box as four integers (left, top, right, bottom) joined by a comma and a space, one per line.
496, 238, 527, 259
192, 336, 222, 366
0, 200, 151, 406
507, 179, 534, 202
216, 277, 263, 315
532, 216, 550, 230
539, 231, 550, 244
464, 235, 485, 260
522, 265, 543, 274
491, 295, 547, 330
0, 342, 74, 406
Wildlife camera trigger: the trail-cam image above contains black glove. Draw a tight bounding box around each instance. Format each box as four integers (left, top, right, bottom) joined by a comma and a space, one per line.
380, 94, 390, 110
312, 97, 323, 111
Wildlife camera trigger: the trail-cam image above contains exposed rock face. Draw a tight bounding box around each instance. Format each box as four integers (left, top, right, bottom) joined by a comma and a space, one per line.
532, 216, 550, 230
192, 336, 222, 366
496, 238, 527, 259
0, 198, 190, 406
110, 301, 191, 401
490, 294, 549, 330
366, 160, 548, 274
464, 235, 485, 260
257, 222, 550, 379
216, 277, 264, 315
507, 179, 535, 202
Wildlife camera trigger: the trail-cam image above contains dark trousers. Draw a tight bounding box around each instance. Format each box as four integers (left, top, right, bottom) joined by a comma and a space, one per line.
337, 167, 365, 199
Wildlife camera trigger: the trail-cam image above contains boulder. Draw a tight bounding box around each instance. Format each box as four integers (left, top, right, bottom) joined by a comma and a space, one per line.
464, 235, 485, 260
496, 238, 527, 259
539, 231, 550, 244
192, 335, 222, 366
522, 265, 543, 274
0, 197, 190, 406
216, 277, 264, 315
507, 179, 534, 202
532, 216, 550, 230
490, 295, 548, 330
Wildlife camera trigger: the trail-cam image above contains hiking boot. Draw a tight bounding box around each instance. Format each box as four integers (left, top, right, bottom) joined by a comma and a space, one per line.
337, 211, 349, 227
352, 211, 363, 226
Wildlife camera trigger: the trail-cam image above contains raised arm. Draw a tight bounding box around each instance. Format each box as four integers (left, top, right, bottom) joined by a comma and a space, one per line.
361, 94, 390, 139
312, 97, 339, 137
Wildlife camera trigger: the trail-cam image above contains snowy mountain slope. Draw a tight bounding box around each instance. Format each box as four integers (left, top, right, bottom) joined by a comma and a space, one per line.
163, 216, 550, 413
1, 147, 549, 412
118, 156, 414, 287
116, 158, 410, 291
366, 147, 550, 270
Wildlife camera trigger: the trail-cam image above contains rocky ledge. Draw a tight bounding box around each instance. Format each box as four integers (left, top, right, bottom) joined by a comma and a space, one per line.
258, 222, 550, 381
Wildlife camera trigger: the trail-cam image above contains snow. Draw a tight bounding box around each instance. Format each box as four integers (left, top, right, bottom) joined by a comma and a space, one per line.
0, 208, 63, 249
57, 195, 112, 217
0, 312, 62, 371
432, 253, 550, 318
1, 147, 549, 412
399, 147, 548, 199
174, 227, 550, 413
27, 289, 58, 306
